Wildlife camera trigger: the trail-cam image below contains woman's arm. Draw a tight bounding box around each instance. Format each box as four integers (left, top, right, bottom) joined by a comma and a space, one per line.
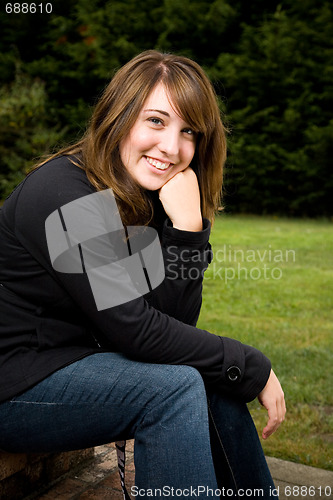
159, 167, 286, 437
147, 167, 209, 324
147, 219, 212, 325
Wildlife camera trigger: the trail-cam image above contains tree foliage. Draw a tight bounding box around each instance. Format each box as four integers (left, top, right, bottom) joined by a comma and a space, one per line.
211, 1, 333, 216
0, 68, 67, 198
0, 0, 332, 215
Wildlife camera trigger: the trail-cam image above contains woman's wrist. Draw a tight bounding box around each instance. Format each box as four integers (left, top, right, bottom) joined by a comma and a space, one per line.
172, 215, 203, 232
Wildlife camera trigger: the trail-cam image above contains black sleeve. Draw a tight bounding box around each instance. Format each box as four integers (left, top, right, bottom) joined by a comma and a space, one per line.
11, 157, 271, 402
147, 218, 212, 326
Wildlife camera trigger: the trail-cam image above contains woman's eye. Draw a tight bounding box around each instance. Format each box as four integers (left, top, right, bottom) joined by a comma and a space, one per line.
148, 117, 163, 126
183, 128, 196, 137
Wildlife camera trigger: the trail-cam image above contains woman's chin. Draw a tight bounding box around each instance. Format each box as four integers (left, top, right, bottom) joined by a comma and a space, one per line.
136, 176, 167, 192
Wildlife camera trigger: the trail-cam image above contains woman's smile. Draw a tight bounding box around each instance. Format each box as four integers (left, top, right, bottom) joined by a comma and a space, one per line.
145, 155, 173, 172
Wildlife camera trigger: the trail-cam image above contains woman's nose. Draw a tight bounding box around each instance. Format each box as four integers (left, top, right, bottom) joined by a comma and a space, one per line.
158, 129, 180, 158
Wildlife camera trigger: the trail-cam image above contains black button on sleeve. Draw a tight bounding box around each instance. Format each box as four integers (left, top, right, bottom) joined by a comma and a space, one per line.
226, 365, 242, 382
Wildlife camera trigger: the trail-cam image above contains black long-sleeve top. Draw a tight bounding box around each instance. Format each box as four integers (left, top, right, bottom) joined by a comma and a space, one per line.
0, 156, 271, 403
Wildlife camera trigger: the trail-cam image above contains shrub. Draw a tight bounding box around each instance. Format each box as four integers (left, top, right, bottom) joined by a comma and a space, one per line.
0, 67, 67, 199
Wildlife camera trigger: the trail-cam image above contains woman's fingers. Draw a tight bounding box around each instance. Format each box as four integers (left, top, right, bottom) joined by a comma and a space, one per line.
258, 369, 286, 439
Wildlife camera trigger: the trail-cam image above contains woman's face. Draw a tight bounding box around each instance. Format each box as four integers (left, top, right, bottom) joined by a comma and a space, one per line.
120, 83, 196, 191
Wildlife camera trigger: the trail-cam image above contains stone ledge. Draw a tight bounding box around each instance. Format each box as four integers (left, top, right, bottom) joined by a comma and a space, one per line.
0, 448, 94, 500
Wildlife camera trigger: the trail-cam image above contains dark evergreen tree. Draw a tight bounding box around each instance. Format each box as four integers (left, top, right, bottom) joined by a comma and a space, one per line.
0, 0, 331, 215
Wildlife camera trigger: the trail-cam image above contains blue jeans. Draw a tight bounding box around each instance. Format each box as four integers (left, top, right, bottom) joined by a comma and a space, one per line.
0, 353, 276, 499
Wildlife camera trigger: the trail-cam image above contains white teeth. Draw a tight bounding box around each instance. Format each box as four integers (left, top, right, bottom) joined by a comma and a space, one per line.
146, 156, 170, 170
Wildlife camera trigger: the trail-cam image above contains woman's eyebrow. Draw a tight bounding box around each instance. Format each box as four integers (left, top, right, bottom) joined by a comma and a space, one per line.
143, 109, 170, 117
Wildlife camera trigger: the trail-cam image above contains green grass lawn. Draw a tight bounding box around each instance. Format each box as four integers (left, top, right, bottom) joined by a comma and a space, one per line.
197, 214, 333, 471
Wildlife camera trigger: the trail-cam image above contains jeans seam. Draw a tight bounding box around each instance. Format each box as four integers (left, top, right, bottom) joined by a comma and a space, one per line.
207, 402, 240, 499
8, 400, 151, 411
9, 401, 60, 405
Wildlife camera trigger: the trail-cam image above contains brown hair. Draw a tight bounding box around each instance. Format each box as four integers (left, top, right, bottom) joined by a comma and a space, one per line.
38, 50, 227, 225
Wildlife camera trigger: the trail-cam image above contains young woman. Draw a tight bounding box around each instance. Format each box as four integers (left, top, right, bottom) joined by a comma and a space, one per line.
0, 50, 285, 498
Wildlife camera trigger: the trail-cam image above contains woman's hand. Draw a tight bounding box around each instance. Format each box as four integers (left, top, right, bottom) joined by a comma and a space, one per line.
158, 167, 202, 231
258, 369, 286, 439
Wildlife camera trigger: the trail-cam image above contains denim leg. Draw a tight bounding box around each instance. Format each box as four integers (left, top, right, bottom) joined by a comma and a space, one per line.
132, 361, 220, 497
207, 389, 277, 499
0, 353, 220, 499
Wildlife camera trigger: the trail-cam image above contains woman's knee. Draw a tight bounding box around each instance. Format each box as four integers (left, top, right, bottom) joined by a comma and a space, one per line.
154, 364, 205, 398
144, 365, 207, 424
134, 365, 210, 450
178, 365, 206, 392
